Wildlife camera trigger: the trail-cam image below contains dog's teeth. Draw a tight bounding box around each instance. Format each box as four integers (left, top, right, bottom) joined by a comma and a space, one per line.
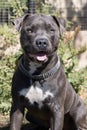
36, 55, 47, 61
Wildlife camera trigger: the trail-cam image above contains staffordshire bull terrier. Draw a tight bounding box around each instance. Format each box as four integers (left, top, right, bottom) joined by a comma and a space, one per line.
10, 14, 87, 130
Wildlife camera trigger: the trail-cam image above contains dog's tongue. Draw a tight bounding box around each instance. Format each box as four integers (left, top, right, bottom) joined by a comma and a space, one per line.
36, 55, 47, 61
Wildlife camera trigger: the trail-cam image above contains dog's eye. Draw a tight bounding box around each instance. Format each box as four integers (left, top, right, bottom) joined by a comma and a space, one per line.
26, 28, 33, 33
50, 29, 55, 33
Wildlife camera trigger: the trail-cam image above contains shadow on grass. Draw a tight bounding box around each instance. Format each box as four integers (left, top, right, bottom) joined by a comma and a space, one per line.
0, 125, 9, 130
0, 124, 46, 130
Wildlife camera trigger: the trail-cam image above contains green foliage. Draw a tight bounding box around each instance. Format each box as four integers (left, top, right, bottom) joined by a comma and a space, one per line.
0, 24, 19, 47
59, 38, 87, 93
0, 0, 10, 8
0, 56, 14, 114
8, 0, 27, 17
40, 3, 52, 14
37, 2, 60, 16
0, 25, 21, 114
0, 57, 12, 114
0, 50, 22, 114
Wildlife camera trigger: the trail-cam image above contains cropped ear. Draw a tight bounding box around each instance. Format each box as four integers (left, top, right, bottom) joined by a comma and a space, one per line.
52, 16, 66, 35
12, 14, 30, 32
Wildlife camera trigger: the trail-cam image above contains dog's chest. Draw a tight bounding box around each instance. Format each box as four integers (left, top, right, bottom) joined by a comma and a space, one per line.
19, 83, 53, 107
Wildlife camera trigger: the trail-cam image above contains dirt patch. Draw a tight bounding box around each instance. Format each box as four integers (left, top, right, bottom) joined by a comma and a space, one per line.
0, 114, 9, 127
0, 114, 9, 130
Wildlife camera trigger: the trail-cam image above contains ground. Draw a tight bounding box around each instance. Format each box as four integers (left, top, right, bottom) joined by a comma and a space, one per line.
0, 114, 9, 130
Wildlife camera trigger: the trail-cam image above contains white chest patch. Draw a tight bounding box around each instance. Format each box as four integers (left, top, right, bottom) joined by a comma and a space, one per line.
19, 86, 53, 106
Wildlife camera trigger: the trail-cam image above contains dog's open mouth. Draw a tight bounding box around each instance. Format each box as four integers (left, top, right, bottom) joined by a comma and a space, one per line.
36, 55, 47, 61
29, 52, 48, 62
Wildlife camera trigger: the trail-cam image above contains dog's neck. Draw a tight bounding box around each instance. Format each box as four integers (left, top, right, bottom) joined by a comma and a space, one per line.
23, 53, 58, 76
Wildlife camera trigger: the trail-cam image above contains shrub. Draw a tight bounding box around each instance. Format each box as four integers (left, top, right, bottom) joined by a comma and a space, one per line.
0, 24, 21, 114
0, 50, 22, 114
59, 38, 87, 93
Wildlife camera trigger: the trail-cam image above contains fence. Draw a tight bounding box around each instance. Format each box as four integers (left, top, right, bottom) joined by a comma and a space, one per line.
0, 0, 87, 30
47, 0, 87, 30
0, 1, 10, 24
58, 7, 87, 30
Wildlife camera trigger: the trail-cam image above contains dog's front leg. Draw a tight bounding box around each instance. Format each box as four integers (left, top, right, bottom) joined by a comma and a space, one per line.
50, 105, 64, 130
70, 99, 87, 130
10, 103, 24, 130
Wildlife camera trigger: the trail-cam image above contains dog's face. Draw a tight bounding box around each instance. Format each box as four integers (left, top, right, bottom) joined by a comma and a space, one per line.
14, 14, 65, 63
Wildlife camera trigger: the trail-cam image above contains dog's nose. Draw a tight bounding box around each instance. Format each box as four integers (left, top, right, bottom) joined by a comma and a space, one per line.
36, 38, 48, 48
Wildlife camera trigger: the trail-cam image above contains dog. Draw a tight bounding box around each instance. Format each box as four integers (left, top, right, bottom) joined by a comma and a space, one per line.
10, 14, 87, 130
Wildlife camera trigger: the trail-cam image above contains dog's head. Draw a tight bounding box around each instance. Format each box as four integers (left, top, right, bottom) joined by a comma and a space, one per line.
13, 14, 65, 63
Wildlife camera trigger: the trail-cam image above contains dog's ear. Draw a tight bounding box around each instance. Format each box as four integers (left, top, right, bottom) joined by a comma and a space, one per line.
12, 14, 30, 32
52, 16, 66, 35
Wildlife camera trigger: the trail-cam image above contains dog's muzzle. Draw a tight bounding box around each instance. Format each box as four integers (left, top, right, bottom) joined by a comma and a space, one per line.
28, 38, 50, 62
36, 38, 48, 50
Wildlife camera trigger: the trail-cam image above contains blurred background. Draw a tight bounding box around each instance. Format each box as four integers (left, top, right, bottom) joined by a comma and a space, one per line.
0, 0, 87, 129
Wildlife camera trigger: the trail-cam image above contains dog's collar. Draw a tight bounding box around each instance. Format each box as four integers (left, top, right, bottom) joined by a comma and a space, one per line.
19, 57, 60, 80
